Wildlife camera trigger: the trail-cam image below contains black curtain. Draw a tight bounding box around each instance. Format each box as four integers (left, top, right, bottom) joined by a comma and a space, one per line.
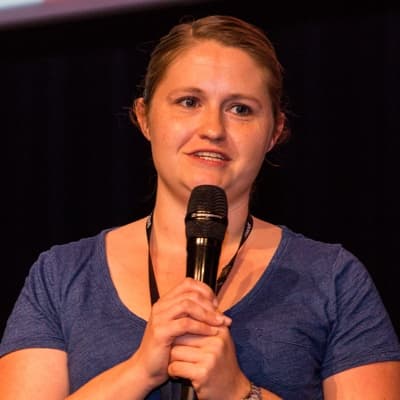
1, 1, 399, 336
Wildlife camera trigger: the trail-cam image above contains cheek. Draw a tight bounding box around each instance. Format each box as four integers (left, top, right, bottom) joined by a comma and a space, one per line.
235, 137, 267, 177
258, 123, 277, 154
153, 119, 195, 153
148, 119, 188, 161
240, 125, 272, 158
249, 146, 268, 172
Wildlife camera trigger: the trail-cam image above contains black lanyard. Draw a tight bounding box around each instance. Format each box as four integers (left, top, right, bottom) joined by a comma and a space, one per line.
146, 212, 253, 304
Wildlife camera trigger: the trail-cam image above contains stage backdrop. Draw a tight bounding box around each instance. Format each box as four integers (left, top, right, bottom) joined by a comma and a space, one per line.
1, 1, 399, 336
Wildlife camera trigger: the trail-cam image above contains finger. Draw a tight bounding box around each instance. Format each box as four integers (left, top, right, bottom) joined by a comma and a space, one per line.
162, 277, 216, 304
172, 297, 227, 324
169, 317, 221, 337
152, 292, 225, 326
168, 360, 202, 383
170, 342, 204, 363
168, 345, 220, 383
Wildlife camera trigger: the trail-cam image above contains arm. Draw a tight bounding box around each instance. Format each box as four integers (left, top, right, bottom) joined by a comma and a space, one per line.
0, 278, 228, 400
323, 361, 400, 399
322, 248, 400, 398
0, 349, 69, 399
0, 347, 159, 400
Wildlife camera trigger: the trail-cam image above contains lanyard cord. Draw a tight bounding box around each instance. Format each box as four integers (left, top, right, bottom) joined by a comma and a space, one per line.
146, 212, 253, 305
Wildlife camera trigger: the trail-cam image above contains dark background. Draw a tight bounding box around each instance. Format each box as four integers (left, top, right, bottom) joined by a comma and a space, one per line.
1, 0, 399, 337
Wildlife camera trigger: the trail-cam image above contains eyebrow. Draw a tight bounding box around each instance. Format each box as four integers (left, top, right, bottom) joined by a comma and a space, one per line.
168, 87, 263, 106
227, 93, 263, 106
168, 87, 203, 96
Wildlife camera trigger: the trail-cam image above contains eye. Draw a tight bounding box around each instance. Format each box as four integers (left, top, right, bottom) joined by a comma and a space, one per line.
231, 104, 252, 116
177, 96, 199, 108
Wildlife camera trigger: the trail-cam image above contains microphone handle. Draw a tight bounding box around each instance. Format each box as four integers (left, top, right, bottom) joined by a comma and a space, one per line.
178, 237, 222, 400
179, 379, 197, 400
186, 237, 222, 290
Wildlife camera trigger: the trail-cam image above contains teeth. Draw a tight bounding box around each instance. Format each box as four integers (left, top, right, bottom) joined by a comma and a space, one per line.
194, 151, 225, 161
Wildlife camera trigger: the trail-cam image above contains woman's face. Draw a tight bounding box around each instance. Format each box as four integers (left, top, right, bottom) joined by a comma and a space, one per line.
137, 40, 283, 205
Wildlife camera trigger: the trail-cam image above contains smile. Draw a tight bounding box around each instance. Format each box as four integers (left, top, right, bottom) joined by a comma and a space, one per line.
193, 151, 227, 161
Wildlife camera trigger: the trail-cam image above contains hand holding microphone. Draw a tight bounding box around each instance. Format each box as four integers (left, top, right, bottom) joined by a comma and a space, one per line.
176, 185, 228, 400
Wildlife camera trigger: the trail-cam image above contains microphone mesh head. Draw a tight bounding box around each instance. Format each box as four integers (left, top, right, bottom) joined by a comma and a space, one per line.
185, 185, 228, 240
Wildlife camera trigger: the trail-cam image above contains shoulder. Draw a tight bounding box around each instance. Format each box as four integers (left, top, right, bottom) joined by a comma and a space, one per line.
261, 223, 376, 309
27, 228, 113, 291
277, 226, 399, 350
254, 218, 344, 259
40, 229, 107, 265
277, 224, 364, 277
106, 217, 147, 247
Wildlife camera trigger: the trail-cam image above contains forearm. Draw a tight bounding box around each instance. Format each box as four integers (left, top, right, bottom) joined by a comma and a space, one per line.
66, 353, 159, 400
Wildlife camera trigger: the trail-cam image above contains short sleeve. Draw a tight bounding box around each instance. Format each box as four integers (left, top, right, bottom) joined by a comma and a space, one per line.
321, 247, 400, 378
0, 250, 66, 357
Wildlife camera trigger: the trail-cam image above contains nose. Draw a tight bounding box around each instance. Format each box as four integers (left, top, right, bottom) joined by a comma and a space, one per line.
199, 107, 226, 141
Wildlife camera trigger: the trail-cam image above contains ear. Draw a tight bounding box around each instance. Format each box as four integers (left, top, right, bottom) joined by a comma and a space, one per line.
265, 112, 285, 153
134, 97, 151, 141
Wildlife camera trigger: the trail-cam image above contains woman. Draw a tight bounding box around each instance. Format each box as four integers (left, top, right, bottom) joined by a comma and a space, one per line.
1, 15, 399, 400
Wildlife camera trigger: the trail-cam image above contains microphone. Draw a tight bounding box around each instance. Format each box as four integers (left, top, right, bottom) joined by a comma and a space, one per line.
185, 184, 228, 290
178, 185, 228, 400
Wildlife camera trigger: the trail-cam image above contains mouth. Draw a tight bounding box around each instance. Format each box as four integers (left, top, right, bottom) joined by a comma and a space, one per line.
192, 151, 228, 162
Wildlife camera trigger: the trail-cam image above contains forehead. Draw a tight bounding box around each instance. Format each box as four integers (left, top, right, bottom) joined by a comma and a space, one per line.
162, 40, 269, 86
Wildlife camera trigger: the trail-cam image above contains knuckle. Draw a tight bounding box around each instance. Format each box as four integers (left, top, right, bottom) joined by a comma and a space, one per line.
179, 317, 191, 331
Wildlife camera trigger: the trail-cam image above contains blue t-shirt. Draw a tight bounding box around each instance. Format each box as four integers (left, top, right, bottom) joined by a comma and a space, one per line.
1, 225, 399, 399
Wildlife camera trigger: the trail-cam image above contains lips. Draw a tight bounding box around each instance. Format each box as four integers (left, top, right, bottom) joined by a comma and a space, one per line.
192, 151, 229, 161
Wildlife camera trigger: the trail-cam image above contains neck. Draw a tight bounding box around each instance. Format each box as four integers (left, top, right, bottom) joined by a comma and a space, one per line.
151, 186, 251, 253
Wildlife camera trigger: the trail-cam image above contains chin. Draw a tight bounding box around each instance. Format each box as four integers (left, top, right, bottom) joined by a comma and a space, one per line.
189, 180, 225, 191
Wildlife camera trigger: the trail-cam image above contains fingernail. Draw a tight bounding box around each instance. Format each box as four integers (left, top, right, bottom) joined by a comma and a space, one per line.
224, 316, 232, 326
